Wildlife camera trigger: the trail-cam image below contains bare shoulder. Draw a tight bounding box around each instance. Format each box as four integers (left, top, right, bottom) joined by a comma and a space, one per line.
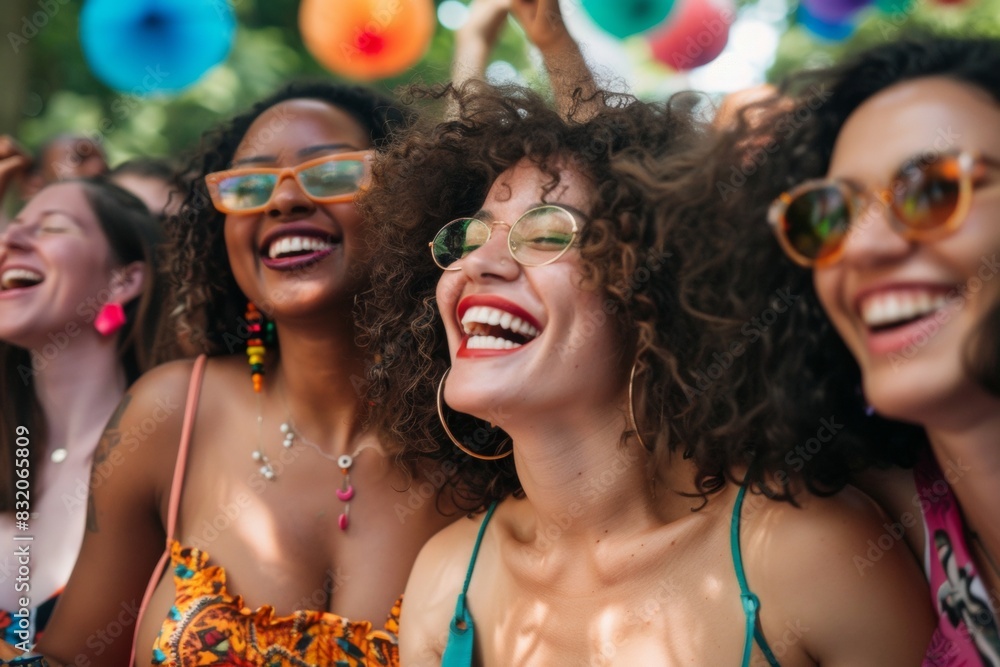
400, 507, 495, 667
742, 488, 934, 666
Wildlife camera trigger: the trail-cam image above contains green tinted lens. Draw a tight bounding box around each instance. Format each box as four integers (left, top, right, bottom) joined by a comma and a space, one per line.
299, 159, 365, 199
509, 206, 576, 266
217, 173, 277, 210
893, 157, 962, 232
432, 219, 491, 268
782, 186, 850, 263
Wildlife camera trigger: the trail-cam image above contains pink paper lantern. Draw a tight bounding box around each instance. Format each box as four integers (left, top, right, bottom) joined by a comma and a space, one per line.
649, 0, 736, 71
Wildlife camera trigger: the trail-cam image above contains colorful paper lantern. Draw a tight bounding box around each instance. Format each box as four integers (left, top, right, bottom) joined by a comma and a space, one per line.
299, 0, 435, 81
79, 0, 235, 94
798, 4, 855, 41
581, 0, 677, 39
801, 0, 872, 22
648, 0, 735, 71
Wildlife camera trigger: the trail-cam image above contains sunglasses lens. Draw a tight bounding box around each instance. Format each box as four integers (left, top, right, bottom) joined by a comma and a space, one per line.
215, 174, 277, 211
509, 206, 576, 266
432, 219, 490, 268
299, 159, 366, 200
780, 185, 851, 265
893, 156, 962, 232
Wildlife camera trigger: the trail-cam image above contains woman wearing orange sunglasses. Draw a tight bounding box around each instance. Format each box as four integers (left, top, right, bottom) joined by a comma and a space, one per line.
0, 82, 463, 667
707, 37, 1000, 665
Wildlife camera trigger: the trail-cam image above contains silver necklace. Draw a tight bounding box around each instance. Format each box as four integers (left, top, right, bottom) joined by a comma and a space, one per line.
251, 391, 370, 531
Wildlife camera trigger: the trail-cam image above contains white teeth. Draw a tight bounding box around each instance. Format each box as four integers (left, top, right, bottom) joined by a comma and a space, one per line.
861, 291, 950, 328
460, 306, 540, 339
1, 268, 44, 290
267, 236, 334, 259
467, 335, 522, 350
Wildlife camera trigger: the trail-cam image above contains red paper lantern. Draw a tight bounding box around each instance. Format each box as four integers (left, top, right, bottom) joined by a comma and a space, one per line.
299, 0, 435, 81
648, 0, 735, 71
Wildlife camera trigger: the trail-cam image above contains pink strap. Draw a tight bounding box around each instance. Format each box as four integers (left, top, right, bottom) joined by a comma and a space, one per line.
129, 355, 208, 666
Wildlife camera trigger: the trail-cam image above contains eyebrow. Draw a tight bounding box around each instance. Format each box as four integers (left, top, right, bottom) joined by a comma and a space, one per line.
231, 143, 361, 167
473, 202, 590, 222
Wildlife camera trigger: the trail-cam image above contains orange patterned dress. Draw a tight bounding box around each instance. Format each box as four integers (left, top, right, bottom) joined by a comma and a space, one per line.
150, 541, 400, 667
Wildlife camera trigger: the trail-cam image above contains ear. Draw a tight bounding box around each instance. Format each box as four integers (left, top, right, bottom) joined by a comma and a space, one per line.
107, 261, 146, 305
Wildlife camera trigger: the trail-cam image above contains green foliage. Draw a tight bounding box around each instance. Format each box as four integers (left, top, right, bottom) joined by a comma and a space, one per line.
770, 0, 1000, 82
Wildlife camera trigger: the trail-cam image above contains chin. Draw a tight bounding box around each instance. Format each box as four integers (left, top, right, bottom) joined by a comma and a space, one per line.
863, 369, 966, 428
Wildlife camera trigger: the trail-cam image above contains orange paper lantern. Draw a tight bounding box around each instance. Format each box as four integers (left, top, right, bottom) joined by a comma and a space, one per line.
299, 0, 435, 81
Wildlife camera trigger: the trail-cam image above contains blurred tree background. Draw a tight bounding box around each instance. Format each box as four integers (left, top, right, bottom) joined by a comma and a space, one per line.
0, 0, 997, 165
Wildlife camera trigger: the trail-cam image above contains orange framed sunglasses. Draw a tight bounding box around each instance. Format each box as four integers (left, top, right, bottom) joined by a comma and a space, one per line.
205, 151, 372, 214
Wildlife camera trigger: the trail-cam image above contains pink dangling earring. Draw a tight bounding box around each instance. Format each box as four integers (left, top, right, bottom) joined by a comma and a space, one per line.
94, 302, 127, 336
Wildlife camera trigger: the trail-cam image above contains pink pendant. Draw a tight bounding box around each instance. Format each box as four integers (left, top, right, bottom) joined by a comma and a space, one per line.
336, 485, 355, 501
338, 513, 349, 531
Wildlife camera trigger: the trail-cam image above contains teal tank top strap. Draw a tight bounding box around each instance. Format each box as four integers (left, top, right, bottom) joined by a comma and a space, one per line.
731, 485, 781, 667
441, 501, 499, 667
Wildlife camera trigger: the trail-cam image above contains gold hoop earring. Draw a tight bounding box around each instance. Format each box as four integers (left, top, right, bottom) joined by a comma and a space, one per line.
436, 368, 513, 461
629, 361, 649, 452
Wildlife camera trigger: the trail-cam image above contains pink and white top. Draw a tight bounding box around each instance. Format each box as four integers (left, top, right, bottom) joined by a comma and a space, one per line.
917, 450, 1000, 666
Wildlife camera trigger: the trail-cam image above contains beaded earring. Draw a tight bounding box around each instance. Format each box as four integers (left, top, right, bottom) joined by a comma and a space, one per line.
247, 302, 278, 479
245, 303, 274, 392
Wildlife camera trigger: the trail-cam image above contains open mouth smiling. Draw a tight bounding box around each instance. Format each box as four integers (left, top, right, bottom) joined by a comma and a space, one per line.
457, 298, 542, 354
858, 288, 953, 333
259, 230, 341, 270
0, 268, 44, 292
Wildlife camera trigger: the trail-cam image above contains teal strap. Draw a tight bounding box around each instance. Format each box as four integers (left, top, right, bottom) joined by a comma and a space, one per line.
731, 485, 781, 667
441, 502, 499, 667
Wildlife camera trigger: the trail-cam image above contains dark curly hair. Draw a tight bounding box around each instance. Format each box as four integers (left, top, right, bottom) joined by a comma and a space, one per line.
358, 81, 861, 512
158, 81, 411, 360
1, 176, 164, 510
697, 36, 1000, 488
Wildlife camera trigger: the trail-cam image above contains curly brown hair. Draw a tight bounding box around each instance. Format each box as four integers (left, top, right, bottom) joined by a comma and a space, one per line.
358, 81, 859, 512
157, 81, 411, 360
687, 36, 1000, 488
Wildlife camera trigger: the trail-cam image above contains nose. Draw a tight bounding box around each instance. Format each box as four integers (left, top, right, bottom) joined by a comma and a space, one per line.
267, 172, 316, 220
0, 223, 30, 252
460, 222, 520, 282
837, 193, 913, 269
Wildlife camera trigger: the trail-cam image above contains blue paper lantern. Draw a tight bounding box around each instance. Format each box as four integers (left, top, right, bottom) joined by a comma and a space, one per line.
80, 0, 235, 95
582, 0, 677, 39
798, 5, 855, 41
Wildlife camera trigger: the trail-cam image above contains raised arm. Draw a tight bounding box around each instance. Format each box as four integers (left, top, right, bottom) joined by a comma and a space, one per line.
449, 0, 598, 120
509, 0, 598, 118
0, 361, 196, 665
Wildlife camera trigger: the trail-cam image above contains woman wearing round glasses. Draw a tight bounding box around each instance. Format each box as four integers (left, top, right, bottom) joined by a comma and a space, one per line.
0, 83, 462, 666
707, 37, 1000, 665
359, 83, 931, 666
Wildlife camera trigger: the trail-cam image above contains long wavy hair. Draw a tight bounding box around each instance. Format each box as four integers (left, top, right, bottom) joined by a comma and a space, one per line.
0, 177, 163, 511
697, 36, 1000, 483
359, 82, 867, 512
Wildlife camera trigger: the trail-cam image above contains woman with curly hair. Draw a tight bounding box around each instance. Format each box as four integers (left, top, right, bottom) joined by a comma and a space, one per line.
705, 36, 1000, 665
0, 82, 463, 667
0, 177, 162, 646
359, 82, 932, 666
